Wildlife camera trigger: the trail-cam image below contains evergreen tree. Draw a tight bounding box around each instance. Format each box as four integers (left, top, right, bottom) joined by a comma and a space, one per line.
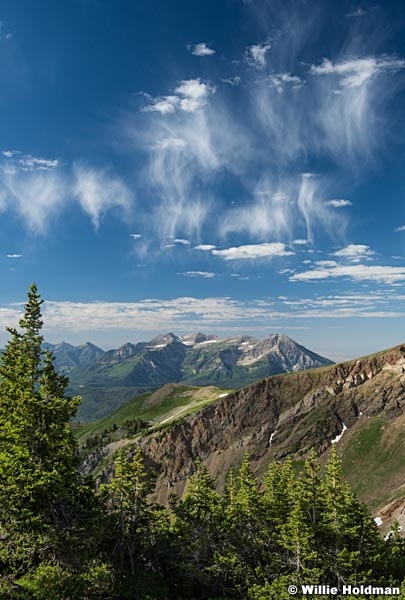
319, 445, 382, 587
0, 284, 100, 593
219, 453, 266, 592
279, 484, 320, 582
263, 457, 296, 529
169, 459, 225, 598
100, 446, 159, 583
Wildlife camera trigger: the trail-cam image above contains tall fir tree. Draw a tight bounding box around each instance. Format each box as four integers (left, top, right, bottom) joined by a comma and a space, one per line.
0, 284, 99, 592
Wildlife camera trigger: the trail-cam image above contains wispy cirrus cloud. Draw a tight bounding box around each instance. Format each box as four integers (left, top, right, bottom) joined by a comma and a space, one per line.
310, 56, 405, 89
0, 169, 68, 233
269, 72, 304, 93
395, 225, 405, 232
245, 41, 272, 69
221, 174, 347, 244
0, 151, 134, 234
73, 164, 132, 229
221, 76, 241, 86
123, 5, 405, 258
18, 155, 60, 171
310, 54, 405, 163
346, 7, 367, 18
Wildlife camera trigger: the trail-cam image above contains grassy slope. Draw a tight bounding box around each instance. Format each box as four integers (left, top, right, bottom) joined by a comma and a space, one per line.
75, 383, 232, 447
340, 414, 405, 510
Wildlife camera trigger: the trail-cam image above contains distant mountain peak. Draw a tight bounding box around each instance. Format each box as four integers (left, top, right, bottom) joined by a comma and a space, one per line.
180, 332, 221, 346
78, 341, 104, 352
147, 333, 181, 347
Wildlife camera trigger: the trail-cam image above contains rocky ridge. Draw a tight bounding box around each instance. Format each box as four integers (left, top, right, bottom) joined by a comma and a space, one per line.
133, 344, 405, 511
64, 332, 333, 420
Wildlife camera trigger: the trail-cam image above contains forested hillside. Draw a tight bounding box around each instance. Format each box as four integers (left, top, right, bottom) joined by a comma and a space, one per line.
0, 286, 404, 599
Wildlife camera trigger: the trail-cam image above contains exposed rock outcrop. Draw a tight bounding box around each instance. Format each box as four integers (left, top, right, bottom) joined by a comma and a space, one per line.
135, 344, 405, 504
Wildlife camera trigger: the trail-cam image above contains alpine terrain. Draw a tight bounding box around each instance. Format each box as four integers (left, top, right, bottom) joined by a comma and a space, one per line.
53, 332, 333, 420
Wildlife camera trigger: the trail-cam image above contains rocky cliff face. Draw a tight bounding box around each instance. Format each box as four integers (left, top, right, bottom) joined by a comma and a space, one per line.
136, 344, 405, 507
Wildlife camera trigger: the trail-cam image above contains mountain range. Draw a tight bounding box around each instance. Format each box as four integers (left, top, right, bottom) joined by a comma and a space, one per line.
80, 342, 405, 535
46, 332, 333, 421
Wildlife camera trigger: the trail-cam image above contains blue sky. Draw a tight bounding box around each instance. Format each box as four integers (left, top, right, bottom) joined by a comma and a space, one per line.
0, 0, 404, 361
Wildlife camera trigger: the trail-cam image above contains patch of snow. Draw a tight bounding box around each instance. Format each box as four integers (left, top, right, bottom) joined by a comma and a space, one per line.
150, 360, 156, 368
374, 516, 383, 527
269, 430, 278, 446
331, 422, 347, 444
196, 339, 218, 345
384, 527, 401, 540
218, 393, 229, 398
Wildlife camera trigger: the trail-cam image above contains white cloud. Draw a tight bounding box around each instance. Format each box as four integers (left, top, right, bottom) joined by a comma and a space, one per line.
309, 55, 405, 163
18, 156, 60, 171
291, 264, 405, 283
144, 79, 214, 114
144, 95, 179, 115
2, 150, 17, 158
221, 175, 346, 243
269, 72, 304, 93
135, 93, 248, 242
131, 17, 404, 253
129, 233, 141, 239
293, 239, 310, 245
194, 244, 216, 251
175, 79, 215, 112
311, 56, 405, 89
6, 254, 22, 258
1, 169, 68, 233
153, 138, 187, 150
178, 271, 215, 278
73, 164, 132, 229
221, 76, 241, 86
174, 238, 190, 245
2, 290, 404, 348
395, 225, 405, 232
332, 244, 375, 261
190, 43, 215, 57
245, 41, 272, 69
326, 199, 352, 208
212, 242, 294, 260
314, 260, 339, 267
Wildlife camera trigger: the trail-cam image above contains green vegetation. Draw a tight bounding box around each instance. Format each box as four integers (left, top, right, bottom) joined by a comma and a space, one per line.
0, 285, 404, 598
75, 383, 231, 449
342, 416, 405, 509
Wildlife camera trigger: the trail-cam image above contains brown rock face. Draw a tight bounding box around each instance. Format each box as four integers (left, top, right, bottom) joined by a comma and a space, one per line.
139, 344, 405, 504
